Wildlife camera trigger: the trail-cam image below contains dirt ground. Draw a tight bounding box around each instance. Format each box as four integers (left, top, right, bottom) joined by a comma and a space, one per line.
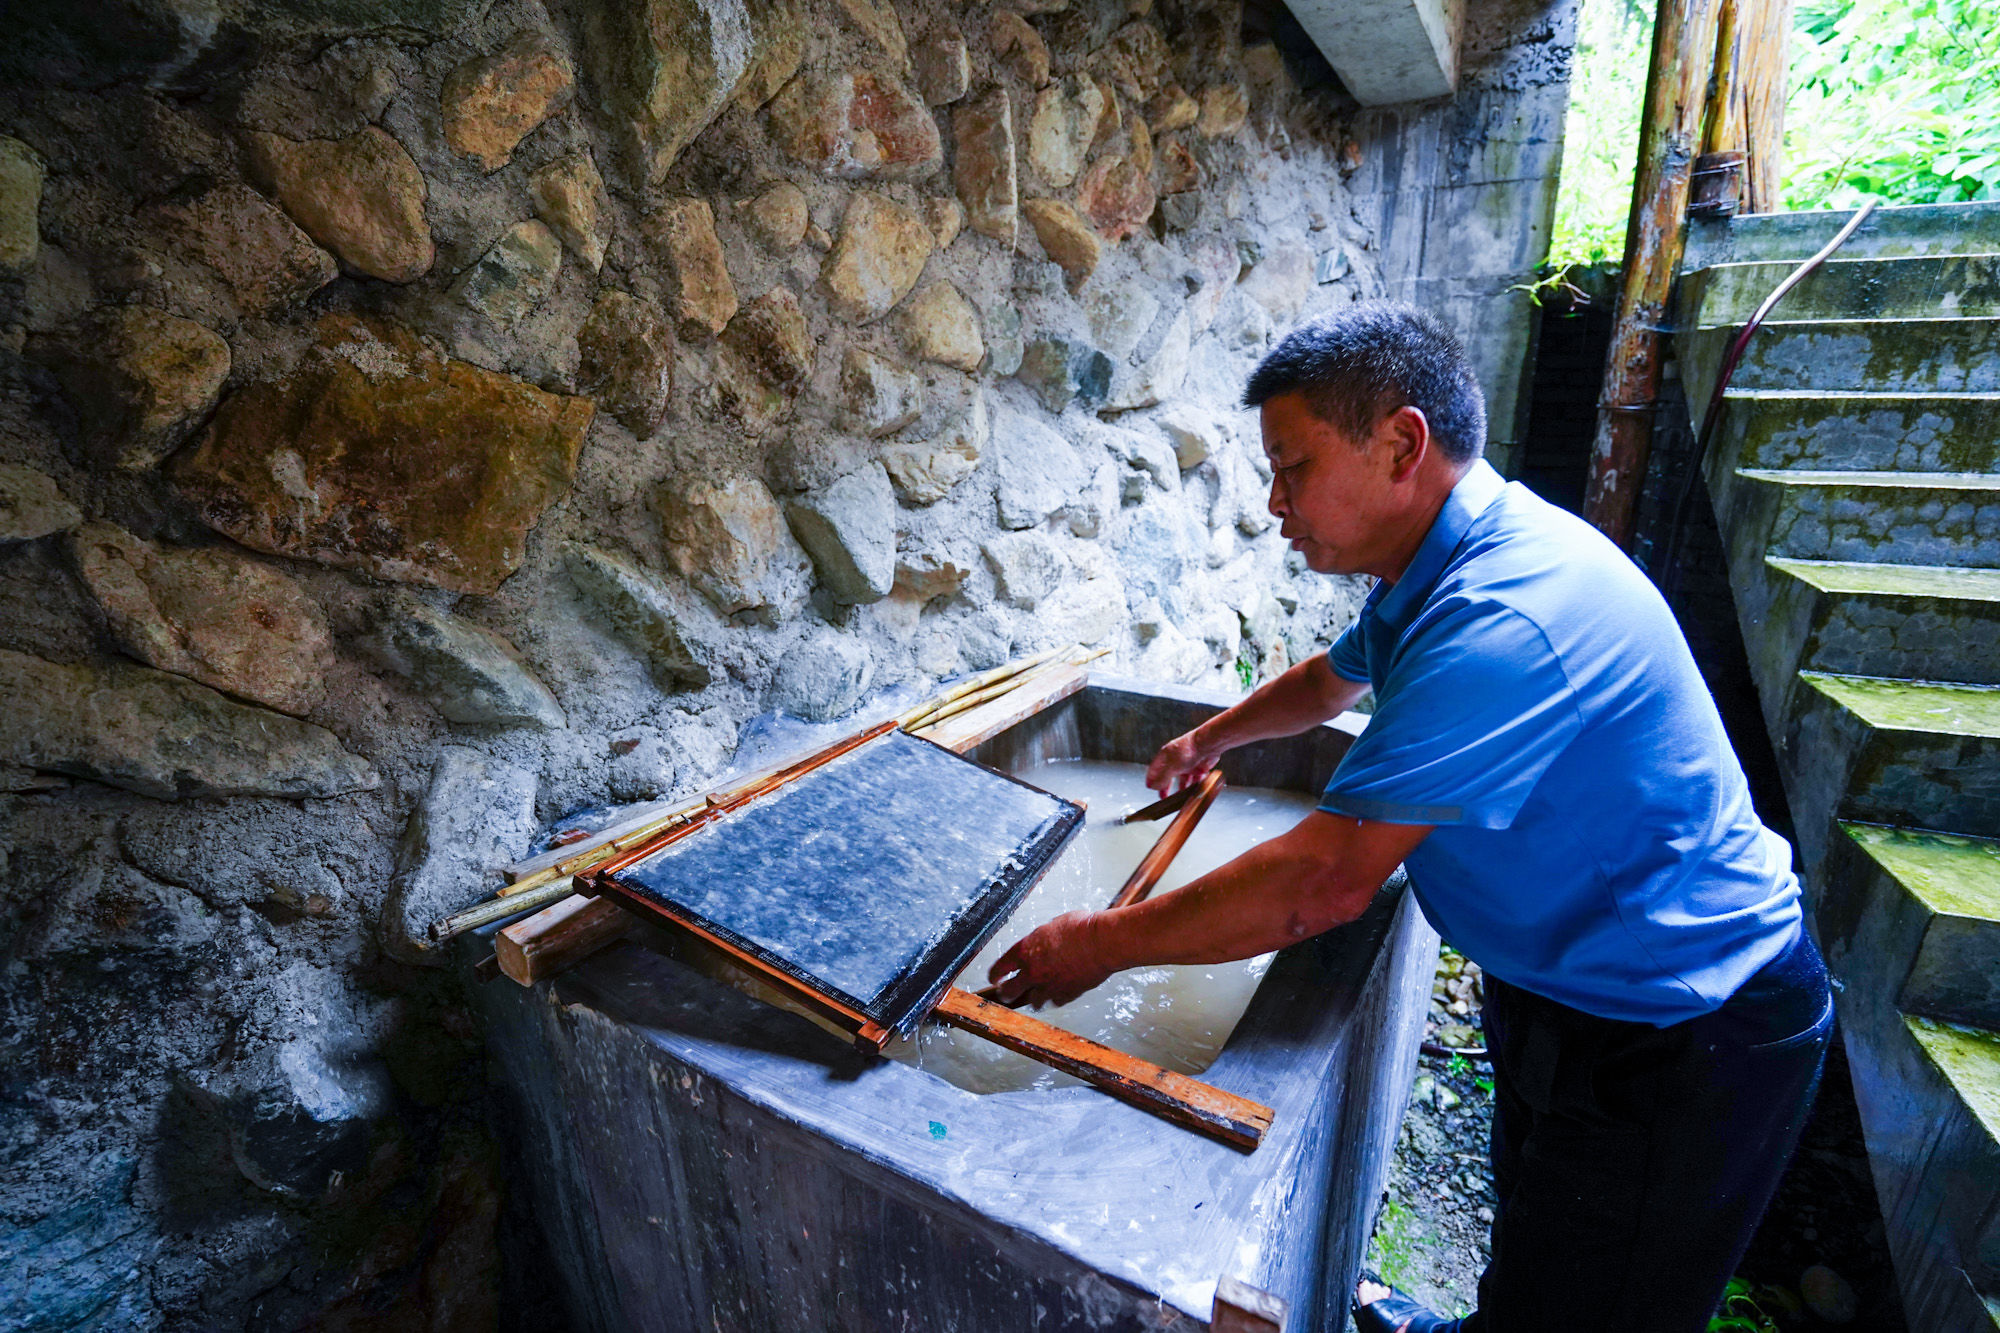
1361, 950, 1909, 1332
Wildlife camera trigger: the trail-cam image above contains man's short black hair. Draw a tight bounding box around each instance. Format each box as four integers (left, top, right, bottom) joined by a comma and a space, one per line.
1242, 301, 1487, 464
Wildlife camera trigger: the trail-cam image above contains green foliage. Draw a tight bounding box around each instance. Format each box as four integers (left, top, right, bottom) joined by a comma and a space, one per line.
1369, 1198, 1421, 1291
1784, 0, 2000, 208
1548, 0, 1652, 269
1547, 0, 1998, 269
1474, 1074, 1495, 1095
1447, 1051, 1470, 1077
1707, 1277, 1782, 1333
1234, 644, 1256, 691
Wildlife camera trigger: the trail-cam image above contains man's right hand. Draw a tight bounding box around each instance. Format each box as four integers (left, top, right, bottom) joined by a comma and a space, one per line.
1146, 731, 1216, 796
1142, 655, 1368, 798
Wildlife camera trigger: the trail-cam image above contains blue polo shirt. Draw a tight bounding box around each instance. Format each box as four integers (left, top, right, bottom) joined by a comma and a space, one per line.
1319, 460, 1801, 1025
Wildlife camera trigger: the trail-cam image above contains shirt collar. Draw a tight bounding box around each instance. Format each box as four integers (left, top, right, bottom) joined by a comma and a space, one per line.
1371, 460, 1507, 633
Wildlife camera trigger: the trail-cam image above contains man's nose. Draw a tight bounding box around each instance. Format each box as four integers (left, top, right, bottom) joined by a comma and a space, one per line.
1267, 476, 1287, 518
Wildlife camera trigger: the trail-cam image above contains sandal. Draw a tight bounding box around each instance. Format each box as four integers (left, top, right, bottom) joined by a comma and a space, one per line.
1351, 1272, 1458, 1333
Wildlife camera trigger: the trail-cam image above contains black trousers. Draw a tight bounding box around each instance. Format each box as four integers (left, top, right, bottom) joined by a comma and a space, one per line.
1452, 928, 1833, 1333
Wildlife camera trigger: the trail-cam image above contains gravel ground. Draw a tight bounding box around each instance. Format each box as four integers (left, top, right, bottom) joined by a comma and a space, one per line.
1361, 950, 1908, 1332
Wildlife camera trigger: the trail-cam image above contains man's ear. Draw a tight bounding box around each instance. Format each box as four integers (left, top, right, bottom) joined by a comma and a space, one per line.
1382, 404, 1430, 481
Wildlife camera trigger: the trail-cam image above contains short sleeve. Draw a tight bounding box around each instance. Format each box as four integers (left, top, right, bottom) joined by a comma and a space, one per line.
1326, 622, 1371, 683
1318, 602, 1582, 829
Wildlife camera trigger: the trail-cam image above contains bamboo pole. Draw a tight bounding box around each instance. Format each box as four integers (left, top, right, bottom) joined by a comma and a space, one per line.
908, 646, 1107, 736
431, 875, 578, 943
896, 646, 1067, 730
1581, 0, 1726, 549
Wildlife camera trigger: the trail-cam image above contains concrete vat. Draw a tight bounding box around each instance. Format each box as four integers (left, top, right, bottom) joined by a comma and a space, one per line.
475, 676, 1439, 1330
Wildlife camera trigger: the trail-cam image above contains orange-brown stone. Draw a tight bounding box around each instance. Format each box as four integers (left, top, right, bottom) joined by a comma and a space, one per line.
1076, 154, 1155, 241
244, 127, 434, 284
765, 69, 943, 181
1158, 135, 1199, 194
440, 31, 575, 172
171, 314, 592, 595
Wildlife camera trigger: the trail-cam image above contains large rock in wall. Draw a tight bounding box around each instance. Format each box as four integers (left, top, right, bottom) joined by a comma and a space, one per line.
0, 0, 1572, 1321
567, 0, 800, 184
171, 314, 592, 595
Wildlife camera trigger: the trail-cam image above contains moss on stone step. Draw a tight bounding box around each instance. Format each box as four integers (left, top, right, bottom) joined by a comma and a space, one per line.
1802, 672, 2000, 737
1690, 252, 2000, 326
1722, 389, 2000, 473
1685, 200, 2000, 267
1844, 822, 2000, 923
1906, 1015, 2000, 1144
1770, 558, 2000, 602
1741, 468, 2000, 491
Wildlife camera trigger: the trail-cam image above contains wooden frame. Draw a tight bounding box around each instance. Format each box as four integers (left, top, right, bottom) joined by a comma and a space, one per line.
576, 725, 1084, 1051
485, 668, 1279, 1150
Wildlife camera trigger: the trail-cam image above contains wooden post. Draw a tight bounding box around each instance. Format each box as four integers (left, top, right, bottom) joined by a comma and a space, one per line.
1737, 0, 1793, 212
1581, 0, 1725, 549
1700, 0, 1743, 159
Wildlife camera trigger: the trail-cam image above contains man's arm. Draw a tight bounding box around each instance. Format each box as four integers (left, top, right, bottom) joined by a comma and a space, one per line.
988, 809, 1429, 1008
1147, 653, 1370, 794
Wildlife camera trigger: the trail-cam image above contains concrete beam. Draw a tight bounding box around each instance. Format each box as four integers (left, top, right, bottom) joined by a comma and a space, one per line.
1283, 0, 1462, 104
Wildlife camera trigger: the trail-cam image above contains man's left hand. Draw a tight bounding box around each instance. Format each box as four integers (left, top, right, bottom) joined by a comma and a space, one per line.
987, 910, 1118, 1008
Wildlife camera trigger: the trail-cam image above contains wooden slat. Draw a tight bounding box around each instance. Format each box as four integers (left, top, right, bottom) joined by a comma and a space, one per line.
1737, 0, 1792, 211
916, 663, 1087, 754
1107, 769, 1222, 910
929, 987, 1275, 1150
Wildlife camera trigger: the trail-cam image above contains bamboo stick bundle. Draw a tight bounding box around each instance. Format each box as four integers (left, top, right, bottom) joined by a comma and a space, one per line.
909, 645, 1109, 736
895, 645, 1068, 731
430, 875, 579, 944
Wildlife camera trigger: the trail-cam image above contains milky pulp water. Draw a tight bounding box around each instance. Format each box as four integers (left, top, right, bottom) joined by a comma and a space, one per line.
885, 758, 1320, 1094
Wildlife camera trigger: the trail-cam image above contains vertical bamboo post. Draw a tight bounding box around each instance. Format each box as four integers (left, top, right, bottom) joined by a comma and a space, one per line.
1738, 0, 1794, 212
1700, 0, 1743, 158
1581, 0, 1726, 550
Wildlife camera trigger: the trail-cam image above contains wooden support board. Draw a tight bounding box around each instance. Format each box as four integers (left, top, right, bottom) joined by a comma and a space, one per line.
929, 988, 1274, 1151
912, 664, 1088, 754
1211, 1274, 1288, 1331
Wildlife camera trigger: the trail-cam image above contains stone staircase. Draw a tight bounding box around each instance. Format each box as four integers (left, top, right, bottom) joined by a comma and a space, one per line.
1677, 201, 2000, 1332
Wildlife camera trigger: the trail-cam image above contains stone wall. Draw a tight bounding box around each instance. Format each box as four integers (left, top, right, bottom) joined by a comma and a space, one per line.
0, 0, 1568, 1324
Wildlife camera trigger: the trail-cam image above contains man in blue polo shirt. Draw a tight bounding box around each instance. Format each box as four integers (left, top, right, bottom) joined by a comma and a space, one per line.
989, 303, 1832, 1332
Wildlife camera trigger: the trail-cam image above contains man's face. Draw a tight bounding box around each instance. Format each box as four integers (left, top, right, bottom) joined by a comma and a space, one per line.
1261, 391, 1413, 578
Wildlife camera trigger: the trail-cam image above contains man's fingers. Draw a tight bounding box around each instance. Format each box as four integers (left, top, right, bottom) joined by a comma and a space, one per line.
988, 941, 1026, 985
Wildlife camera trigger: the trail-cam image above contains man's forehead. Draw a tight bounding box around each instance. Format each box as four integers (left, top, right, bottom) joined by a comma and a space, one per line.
1259, 396, 1338, 456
